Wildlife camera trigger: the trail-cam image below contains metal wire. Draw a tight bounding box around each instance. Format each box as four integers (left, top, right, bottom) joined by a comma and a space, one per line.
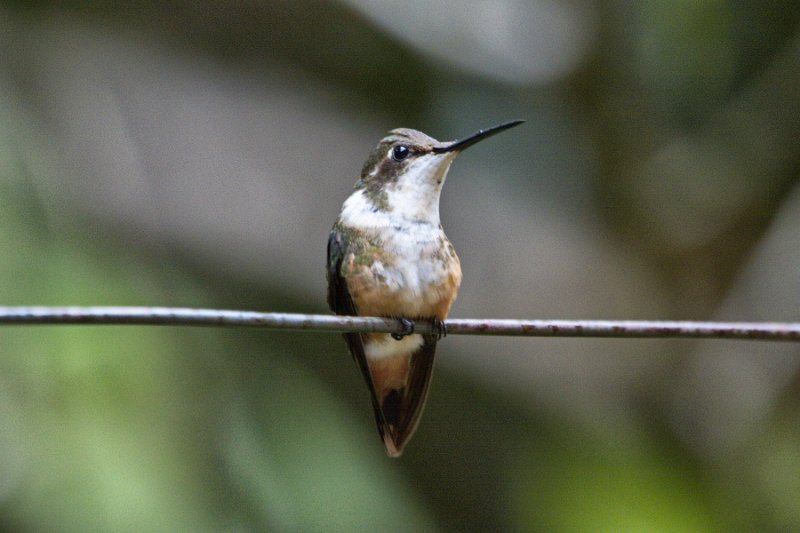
0, 306, 798, 341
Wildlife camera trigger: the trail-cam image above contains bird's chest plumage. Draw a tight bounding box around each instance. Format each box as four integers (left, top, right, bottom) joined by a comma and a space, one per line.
343, 223, 462, 319
379, 227, 454, 291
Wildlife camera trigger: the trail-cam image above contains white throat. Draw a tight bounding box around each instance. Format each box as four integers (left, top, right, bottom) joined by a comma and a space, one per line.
386, 152, 455, 223
341, 152, 456, 230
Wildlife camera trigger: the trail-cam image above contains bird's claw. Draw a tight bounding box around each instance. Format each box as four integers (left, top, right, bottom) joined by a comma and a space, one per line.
432, 319, 447, 340
391, 318, 415, 340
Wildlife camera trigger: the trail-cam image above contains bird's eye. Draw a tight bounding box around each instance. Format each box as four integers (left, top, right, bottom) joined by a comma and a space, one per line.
391, 145, 410, 161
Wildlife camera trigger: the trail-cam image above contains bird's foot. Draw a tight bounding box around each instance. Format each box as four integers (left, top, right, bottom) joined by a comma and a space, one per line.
391, 318, 415, 340
431, 318, 447, 340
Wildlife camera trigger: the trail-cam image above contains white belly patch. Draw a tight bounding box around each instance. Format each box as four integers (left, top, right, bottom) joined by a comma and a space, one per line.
365, 333, 424, 360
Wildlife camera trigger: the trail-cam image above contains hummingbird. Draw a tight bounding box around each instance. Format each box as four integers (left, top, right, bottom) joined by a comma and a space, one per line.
327, 119, 524, 457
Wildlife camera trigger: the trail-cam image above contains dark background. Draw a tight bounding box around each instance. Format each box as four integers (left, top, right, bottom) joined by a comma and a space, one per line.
1, 1, 799, 531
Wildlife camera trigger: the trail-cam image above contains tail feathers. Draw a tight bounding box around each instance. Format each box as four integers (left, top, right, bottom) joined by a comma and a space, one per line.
371, 336, 438, 457
382, 433, 403, 458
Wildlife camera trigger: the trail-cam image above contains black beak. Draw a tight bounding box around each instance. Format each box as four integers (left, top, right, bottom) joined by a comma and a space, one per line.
432, 119, 524, 154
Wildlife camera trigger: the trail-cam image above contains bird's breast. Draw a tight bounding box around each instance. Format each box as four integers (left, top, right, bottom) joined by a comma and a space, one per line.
345, 225, 462, 319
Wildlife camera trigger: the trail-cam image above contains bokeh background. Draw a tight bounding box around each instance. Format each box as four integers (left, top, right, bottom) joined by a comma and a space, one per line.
1, 1, 799, 531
